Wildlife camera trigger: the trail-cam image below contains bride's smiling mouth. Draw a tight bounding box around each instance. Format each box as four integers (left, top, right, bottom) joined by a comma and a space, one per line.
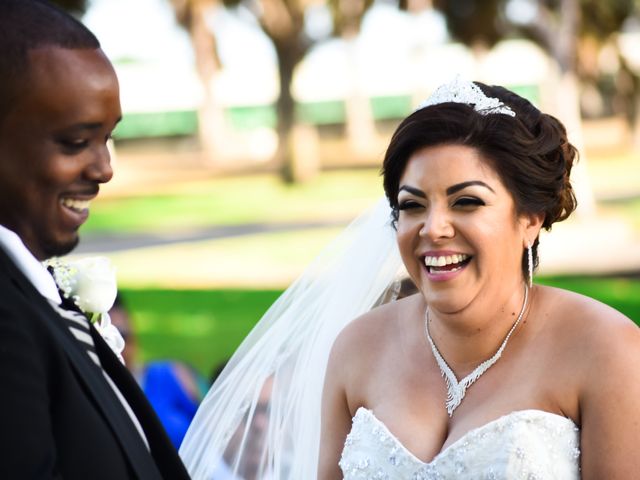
422, 253, 472, 278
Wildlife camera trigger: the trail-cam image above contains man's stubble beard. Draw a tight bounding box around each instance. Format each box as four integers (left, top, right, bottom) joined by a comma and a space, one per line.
42, 235, 79, 260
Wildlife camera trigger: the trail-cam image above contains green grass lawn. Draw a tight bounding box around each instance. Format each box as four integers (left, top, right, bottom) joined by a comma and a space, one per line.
122, 288, 282, 378
85, 170, 384, 234
123, 275, 640, 378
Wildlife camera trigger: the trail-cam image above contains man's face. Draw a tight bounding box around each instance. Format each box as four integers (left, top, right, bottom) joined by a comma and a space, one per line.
0, 47, 121, 260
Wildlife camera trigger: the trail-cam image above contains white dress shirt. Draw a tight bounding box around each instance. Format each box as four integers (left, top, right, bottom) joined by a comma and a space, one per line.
0, 224, 61, 304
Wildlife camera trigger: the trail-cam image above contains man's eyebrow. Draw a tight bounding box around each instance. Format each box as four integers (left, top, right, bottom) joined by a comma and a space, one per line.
66, 117, 123, 131
398, 185, 426, 197
68, 122, 103, 131
446, 181, 495, 196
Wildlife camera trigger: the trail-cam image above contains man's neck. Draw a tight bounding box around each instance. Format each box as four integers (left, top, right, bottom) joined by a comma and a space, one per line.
0, 224, 61, 303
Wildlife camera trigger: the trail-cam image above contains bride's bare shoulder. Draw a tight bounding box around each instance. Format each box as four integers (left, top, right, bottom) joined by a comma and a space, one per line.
330, 294, 422, 360
539, 285, 640, 367
540, 284, 636, 333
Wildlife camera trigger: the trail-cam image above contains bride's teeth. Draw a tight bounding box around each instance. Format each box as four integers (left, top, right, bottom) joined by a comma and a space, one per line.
62, 198, 90, 210
424, 254, 469, 268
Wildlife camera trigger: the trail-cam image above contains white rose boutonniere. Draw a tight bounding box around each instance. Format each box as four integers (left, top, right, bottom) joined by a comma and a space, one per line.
45, 256, 126, 363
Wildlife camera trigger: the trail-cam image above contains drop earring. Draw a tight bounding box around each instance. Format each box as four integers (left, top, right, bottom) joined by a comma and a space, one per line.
527, 241, 533, 288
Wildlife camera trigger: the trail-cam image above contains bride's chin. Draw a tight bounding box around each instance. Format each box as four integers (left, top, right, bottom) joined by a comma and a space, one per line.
424, 295, 470, 316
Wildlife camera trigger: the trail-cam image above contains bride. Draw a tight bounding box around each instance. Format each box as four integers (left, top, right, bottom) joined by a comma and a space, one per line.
180, 78, 640, 479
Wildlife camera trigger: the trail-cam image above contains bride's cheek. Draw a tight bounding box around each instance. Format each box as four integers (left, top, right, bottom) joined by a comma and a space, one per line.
396, 224, 420, 276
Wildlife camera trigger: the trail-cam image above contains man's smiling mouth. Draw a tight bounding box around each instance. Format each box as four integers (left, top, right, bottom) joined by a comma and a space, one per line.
61, 197, 91, 213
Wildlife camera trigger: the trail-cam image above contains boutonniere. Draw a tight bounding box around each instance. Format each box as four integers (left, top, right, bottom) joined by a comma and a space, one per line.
44, 256, 126, 363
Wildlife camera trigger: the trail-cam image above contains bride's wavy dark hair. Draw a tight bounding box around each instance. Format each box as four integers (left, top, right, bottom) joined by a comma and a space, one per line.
382, 82, 578, 276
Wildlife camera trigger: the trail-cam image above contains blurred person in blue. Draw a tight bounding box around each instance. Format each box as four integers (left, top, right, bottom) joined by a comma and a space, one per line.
180, 78, 640, 479
0, 1, 190, 478
110, 293, 208, 449
144, 361, 207, 449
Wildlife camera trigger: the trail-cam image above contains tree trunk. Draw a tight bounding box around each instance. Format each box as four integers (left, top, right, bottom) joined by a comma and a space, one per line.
189, 2, 228, 165
274, 40, 316, 183
343, 37, 377, 160
634, 98, 640, 150
552, 0, 596, 216
553, 71, 596, 215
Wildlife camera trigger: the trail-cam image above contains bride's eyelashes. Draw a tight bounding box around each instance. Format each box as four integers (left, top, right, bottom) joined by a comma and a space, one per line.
397, 196, 485, 211
398, 199, 422, 211
452, 196, 485, 208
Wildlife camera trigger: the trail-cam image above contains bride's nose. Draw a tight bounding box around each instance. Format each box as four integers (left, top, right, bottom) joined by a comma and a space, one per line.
419, 206, 454, 240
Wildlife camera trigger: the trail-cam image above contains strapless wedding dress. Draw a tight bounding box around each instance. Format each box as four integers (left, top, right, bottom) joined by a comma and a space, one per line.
340, 408, 580, 479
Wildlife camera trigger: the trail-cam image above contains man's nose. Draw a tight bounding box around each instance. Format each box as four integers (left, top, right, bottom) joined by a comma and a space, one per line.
85, 141, 114, 184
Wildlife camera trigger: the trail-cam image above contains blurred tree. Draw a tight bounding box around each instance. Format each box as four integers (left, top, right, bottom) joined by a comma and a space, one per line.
222, 0, 313, 182
329, 0, 377, 159
169, 0, 227, 163
169, 0, 380, 182
432, 0, 503, 53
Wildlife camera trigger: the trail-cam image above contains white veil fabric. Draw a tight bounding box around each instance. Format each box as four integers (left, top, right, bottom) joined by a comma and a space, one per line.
179, 198, 403, 479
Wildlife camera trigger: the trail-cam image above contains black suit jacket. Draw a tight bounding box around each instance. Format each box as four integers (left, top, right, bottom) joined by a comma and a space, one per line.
0, 247, 190, 479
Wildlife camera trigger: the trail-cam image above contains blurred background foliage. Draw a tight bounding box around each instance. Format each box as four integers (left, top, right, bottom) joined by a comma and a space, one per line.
49, 0, 640, 376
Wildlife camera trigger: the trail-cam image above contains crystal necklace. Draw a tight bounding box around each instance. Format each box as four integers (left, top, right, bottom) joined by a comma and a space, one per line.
425, 284, 529, 417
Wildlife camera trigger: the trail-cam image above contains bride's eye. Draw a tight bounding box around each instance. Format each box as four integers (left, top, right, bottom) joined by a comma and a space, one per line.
398, 200, 422, 211
453, 197, 484, 208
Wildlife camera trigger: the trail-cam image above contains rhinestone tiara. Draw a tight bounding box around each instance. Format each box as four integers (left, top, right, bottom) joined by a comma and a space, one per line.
416, 76, 516, 117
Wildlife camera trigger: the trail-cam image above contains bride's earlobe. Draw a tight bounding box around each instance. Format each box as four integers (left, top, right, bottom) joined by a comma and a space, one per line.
520, 212, 543, 245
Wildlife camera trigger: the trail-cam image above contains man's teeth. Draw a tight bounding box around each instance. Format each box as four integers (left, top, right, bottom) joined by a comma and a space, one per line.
424, 254, 469, 268
61, 198, 90, 211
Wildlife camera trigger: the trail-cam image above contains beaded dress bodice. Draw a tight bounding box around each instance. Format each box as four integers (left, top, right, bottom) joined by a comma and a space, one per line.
339, 408, 580, 479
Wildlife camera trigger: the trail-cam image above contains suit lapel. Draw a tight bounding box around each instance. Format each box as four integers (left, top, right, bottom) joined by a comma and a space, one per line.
93, 328, 190, 479
0, 249, 164, 480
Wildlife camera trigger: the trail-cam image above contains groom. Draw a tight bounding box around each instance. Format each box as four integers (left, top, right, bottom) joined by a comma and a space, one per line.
0, 1, 190, 478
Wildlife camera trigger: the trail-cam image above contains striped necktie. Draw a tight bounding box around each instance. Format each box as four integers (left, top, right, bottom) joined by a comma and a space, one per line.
48, 299, 103, 368
46, 266, 102, 368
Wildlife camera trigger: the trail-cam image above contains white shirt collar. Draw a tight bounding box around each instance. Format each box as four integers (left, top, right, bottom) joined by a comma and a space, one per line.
0, 224, 61, 304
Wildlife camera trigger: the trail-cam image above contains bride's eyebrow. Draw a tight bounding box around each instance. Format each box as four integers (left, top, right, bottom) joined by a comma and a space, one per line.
398, 185, 425, 197
446, 181, 495, 196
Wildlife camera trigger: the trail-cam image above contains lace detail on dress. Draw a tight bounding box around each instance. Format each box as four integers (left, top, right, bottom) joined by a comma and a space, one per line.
339, 408, 580, 479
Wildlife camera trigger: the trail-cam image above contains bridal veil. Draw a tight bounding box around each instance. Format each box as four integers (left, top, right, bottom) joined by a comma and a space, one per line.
179, 198, 402, 479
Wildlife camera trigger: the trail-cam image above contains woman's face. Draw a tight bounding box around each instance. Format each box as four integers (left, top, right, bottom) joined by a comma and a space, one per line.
396, 144, 532, 314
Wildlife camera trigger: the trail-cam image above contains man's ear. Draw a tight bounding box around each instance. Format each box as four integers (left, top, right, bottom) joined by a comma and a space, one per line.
520, 212, 544, 247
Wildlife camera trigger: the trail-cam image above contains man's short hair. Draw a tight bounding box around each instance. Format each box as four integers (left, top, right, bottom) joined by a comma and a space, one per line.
0, 0, 100, 120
